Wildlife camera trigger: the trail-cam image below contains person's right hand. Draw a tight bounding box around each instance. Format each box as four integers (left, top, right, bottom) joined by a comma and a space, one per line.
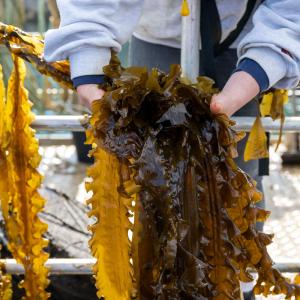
210, 71, 260, 117
76, 84, 105, 108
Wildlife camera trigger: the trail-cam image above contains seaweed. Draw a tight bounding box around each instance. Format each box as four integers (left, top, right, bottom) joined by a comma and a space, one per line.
0, 261, 12, 300
0, 65, 12, 300
0, 56, 49, 299
86, 56, 300, 299
85, 148, 136, 299
244, 89, 288, 160
0, 22, 72, 89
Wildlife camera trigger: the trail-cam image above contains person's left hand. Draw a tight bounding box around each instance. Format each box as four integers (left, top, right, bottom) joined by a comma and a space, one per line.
77, 84, 105, 108
210, 71, 260, 117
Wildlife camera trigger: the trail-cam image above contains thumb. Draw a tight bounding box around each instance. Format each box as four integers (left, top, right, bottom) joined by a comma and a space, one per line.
210, 93, 226, 115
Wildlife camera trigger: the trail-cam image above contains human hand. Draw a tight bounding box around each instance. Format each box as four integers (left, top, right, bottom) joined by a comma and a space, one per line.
210, 71, 260, 117
76, 84, 105, 108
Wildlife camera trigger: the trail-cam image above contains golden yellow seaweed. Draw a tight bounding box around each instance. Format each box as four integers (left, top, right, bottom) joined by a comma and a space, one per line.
244, 116, 269, 162
260, 89, 288, 118
245, 89, 288, 161
0, 55, 49, 300
260, 92, 273, 117
86, 150, 136, 299
0, 65, 5, 142
0, 262, 12, 300
0, 22, 72, 89
85, 101, 136, 299
0, 66, 12, 300
0, 64, 8, 203
270, 89, 288, 150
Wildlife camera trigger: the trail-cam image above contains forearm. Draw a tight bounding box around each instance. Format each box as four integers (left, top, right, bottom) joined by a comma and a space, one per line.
44, 0, 145, 80
238, 0, 300, 90
211, 0, 300, 117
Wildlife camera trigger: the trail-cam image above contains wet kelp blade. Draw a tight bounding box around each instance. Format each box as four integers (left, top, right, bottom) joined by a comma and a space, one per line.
0, 55, 50, 299
85, 139, 136, 299
244, 116, 268, 162
261, 89, 288, 151
0, 66, 13, 300
245, 89, 288, 160
0, 64, 8, 206
86, 57, 300, 299
0, 22, 72, 89
260, 89, 288, 118
0, 65, 5, 142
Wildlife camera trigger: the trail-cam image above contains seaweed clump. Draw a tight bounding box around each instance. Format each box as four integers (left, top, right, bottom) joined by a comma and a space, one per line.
86, 56, 300, 299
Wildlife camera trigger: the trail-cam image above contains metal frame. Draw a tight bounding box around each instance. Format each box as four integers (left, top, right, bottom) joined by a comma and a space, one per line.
32, 115, 300, 132
181, 0, 201, 81
2, 258, 300, 275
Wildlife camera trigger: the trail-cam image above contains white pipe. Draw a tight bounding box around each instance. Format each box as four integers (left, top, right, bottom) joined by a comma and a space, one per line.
1, 258, 300, 275
31, 116, 300, 132
1, 258, 96, 275
32, 115, 86, 131
232, 116, 300, 132
181, 0, 201, 81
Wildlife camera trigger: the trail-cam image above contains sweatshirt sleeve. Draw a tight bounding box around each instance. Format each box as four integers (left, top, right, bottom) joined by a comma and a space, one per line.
44, 0, 144, 80
237, 0, 300, 90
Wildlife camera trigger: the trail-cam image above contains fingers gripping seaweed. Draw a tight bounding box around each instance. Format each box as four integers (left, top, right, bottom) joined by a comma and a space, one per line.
0, 56, 49, 299
86, 57, 300, 299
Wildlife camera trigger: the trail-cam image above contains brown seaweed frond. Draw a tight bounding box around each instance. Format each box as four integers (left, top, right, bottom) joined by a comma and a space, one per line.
86, 55, 300, 299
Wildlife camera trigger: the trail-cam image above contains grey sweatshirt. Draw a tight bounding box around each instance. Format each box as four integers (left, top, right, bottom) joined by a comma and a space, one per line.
44, 0, 300, 89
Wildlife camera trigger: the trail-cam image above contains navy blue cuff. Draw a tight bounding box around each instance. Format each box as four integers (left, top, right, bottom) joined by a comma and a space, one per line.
235, 58, 269, 92
72, 75, 106, 88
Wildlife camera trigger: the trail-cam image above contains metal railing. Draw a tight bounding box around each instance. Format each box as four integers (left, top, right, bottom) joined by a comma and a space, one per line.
1, 258, 300, 275
32, 115, 300, 132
